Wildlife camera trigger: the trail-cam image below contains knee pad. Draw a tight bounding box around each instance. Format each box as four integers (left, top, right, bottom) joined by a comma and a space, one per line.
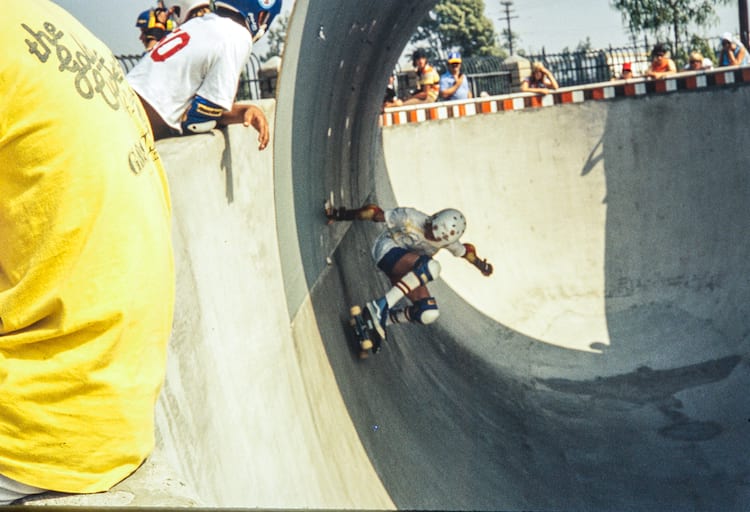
410, 297, 440, 325
396, 256, 442, 296
413, 255, 441, 286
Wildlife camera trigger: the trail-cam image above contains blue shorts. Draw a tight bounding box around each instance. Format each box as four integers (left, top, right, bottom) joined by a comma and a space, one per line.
376, 247, 409, 274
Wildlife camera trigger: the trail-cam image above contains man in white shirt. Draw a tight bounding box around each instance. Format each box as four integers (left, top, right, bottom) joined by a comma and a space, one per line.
127, 0, 281, 148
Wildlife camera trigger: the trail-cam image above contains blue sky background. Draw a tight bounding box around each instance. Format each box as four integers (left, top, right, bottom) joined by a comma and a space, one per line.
50, 0, 741, 57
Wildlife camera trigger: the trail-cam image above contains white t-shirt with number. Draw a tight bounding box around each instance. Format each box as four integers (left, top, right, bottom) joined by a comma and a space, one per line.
127, 13, 252, 132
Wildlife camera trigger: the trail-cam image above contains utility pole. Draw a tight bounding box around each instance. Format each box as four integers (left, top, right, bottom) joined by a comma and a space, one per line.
498, 1, 518, 55
740, 0, 749, 49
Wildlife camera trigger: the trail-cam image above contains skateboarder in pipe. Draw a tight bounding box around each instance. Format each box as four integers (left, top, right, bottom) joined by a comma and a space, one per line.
326, 203, 493, 340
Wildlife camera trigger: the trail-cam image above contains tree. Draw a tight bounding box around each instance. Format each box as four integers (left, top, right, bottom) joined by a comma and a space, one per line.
261, 12, 289, 62
576, 37, 594, 53
611, 0, 730, 55
410, 0, 504, 58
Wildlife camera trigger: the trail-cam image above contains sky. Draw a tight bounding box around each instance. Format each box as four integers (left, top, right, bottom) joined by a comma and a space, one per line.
485, 0, 741, 53
50, 0, 742, 57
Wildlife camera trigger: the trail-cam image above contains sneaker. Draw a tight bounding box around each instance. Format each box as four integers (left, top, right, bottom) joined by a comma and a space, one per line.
365, 297, 388, 340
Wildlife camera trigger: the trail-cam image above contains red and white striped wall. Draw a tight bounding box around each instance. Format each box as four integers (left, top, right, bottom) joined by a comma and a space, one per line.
380, 66, 750, 127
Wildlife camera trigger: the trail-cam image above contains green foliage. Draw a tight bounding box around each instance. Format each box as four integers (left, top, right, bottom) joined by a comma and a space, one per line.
689, 34, 717, 62
577, 37, 594, 53
610, 0, 730, 53
410, 0, 505, 58
261, 12, 289, 62
672, 33, 717, 67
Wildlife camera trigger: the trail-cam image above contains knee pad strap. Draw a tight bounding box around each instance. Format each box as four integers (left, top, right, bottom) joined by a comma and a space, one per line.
394, 256, 442, 297
410, 297, 440, 325
413, 255, 441, 286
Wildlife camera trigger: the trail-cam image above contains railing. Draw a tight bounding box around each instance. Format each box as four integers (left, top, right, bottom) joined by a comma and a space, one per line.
380, 65, 750, 127
391, 37, 727, 100
525, 37, 724, 85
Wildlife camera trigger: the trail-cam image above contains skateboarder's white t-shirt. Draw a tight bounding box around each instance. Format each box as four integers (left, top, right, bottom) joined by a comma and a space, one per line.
371, 207, 465, 262
127, 12, 252, 133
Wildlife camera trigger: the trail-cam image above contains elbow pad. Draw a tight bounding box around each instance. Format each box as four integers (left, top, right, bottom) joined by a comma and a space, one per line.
181, 96, 224, 134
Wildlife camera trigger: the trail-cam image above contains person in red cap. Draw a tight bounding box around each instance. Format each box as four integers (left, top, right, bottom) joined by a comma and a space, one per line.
616, 61, 634, 80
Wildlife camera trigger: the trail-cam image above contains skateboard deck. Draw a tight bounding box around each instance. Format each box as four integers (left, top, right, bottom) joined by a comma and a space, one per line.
349, 305, 382, 359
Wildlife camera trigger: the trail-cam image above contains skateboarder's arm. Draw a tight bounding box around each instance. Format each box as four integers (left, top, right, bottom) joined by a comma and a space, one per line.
462, 243, 493, 276
325, 203, 384, 223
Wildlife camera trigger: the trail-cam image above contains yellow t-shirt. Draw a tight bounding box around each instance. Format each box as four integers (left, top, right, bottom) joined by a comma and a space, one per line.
0, 0, 175, 493
417, 64, 441, 102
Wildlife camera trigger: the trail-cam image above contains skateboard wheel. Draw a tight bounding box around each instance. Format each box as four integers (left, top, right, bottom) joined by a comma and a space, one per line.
350, 305, 362, 316
361, 339, 373, 350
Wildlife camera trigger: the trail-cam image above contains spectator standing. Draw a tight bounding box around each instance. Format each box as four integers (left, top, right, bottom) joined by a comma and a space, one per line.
521, 61, 559, 94
403, 48, 440, 105
127, 0, 280, 146
718, 32, 749, 66
645, 43, 677, 79
0, 0, 174, 503
439, 51, 473, 101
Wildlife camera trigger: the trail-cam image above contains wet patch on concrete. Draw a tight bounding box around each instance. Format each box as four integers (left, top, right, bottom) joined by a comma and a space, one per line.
537, 355, 741, 441
539, 355, 740, 404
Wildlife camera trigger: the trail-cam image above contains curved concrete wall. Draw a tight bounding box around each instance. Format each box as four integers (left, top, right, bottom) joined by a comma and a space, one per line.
273, 1, 750, 510
153, 102, 392, 509
30, 1, 749, 509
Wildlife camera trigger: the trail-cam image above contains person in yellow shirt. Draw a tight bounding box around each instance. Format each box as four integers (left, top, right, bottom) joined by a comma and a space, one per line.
403, 48, 441, 104
0, 0, 175, 504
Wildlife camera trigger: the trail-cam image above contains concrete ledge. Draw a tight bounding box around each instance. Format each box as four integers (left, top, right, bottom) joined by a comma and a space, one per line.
17, 451, 203, 507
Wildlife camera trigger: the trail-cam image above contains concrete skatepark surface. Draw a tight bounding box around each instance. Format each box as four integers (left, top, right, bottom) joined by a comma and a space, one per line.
23, 1, 750, 510
273, 2, 750, 508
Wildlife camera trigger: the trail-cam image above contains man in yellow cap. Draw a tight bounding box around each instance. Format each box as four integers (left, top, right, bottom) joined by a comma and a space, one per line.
439, 51, 473, 101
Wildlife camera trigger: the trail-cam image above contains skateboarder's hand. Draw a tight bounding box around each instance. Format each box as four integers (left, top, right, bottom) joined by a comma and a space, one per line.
325, 203, 383, 223
355, 203, 384, 221
325, 205, 350, 223
463, 243, 493, 276
474, 258, 493, 276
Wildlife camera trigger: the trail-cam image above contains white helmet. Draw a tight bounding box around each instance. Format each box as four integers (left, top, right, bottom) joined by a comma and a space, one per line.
168, 0, 210, 24
430, 209, 466, 244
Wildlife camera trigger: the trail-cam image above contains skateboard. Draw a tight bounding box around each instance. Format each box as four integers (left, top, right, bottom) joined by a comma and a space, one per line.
349, 305, 383, 359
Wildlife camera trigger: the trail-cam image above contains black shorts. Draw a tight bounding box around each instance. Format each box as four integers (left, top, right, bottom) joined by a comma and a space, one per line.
377, 247, 409, 274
